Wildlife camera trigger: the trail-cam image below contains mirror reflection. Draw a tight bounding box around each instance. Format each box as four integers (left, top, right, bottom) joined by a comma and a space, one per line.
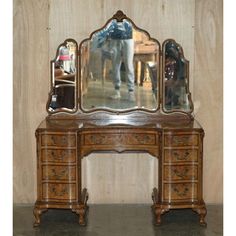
48, 40, 77, 112
80, 19, 159, 111
163, 40, 192, 112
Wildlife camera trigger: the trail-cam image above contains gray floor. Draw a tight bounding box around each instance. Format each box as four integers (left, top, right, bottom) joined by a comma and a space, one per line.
14, 204, 223, 236
83, 80, 157, 110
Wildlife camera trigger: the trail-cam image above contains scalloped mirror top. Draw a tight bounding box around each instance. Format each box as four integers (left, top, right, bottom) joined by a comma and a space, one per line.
80, 13, 160, 112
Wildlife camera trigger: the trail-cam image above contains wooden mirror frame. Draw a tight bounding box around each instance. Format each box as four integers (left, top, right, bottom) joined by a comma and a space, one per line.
161, 39, 194, 115
78, 10, 161, 114
46, 39, 79, 114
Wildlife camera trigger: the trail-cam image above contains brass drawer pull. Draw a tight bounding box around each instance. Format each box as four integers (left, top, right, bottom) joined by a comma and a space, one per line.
51, 136, 67, 145
51, 168, 68, 179
50, 186, 69, 197
173, 186, 189, 197
50, 150, 67, 161
173, 167, 189, 178
173, 150, 190, 160
172, 136, 190, 145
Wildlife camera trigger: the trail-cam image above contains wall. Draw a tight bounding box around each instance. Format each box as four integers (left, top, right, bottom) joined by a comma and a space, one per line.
194, 0, 223, 204
13, 0, 49, 203
13, 0, 223, 204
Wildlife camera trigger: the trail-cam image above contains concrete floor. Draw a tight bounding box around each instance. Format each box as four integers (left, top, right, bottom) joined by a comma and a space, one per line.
14, 204, 223, 236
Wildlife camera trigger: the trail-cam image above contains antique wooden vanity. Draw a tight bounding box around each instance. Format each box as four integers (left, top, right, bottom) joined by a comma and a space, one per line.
33, 11, 207, 226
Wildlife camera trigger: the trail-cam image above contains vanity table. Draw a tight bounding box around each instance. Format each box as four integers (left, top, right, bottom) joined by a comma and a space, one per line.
34, 11, 206, 227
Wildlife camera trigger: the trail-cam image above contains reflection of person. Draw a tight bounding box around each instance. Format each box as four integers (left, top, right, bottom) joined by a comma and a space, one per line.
92, 20, 135, 101
57, 46, 75, 74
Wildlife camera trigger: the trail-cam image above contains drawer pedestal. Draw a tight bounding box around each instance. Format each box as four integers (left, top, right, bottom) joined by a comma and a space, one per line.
34, 122, 206, 226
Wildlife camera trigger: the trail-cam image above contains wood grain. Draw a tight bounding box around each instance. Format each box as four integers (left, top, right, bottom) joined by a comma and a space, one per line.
194, 0, 223, 204
13, 0, 49, 203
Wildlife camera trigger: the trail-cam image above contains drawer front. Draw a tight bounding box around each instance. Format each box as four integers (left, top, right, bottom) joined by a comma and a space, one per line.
163, 183, 197, 201
164, 149, 198, 163
41, 149, 76, 163
41, 134, 76, 147
83, 133, 157, 146
42, 183, 76, 201
164, 165, 198, 181
42, 165, 76, 181
164, 134, 198, 147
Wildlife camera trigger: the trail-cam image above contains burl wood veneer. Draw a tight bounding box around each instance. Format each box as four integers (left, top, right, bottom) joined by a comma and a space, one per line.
34, 116, 206, 226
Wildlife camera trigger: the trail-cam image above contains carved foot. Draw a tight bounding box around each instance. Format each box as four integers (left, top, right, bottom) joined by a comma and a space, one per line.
33, 207, 47, 227
154, 207, 162, 225
73, 205, 87, 226
193, 206, 207, 226
152, 188, 169, 225
153, 206, 169, 226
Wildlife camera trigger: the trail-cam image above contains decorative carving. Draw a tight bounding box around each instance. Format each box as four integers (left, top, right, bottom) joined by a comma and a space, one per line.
33, 207, 47, 227
193, 205, 207, 226
112, 10, 127, 22
72, 188, 89, 226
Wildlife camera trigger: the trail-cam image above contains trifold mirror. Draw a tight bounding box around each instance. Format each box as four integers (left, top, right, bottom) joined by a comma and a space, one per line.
47, 10, 193, 115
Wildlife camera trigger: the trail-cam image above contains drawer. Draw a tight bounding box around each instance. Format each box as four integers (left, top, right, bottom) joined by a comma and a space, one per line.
163, 165, 198, 181
41, 134, 76, 147
163, 183, 197, 201
83, 133, 157, 146
164, 134, 199, 147
41, 149, 76, 163
42, 165, 76, 181
42, 183, 76, 201
164, 149, 198, 163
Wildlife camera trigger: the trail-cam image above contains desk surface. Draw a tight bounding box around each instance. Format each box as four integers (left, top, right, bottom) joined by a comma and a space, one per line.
37, 116, 203, 131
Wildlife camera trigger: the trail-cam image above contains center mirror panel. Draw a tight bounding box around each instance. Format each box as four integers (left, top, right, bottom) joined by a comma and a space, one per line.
80, 17, 160, 112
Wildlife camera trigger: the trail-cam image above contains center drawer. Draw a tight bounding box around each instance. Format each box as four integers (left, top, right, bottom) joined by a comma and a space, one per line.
83, 132, 157, 146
